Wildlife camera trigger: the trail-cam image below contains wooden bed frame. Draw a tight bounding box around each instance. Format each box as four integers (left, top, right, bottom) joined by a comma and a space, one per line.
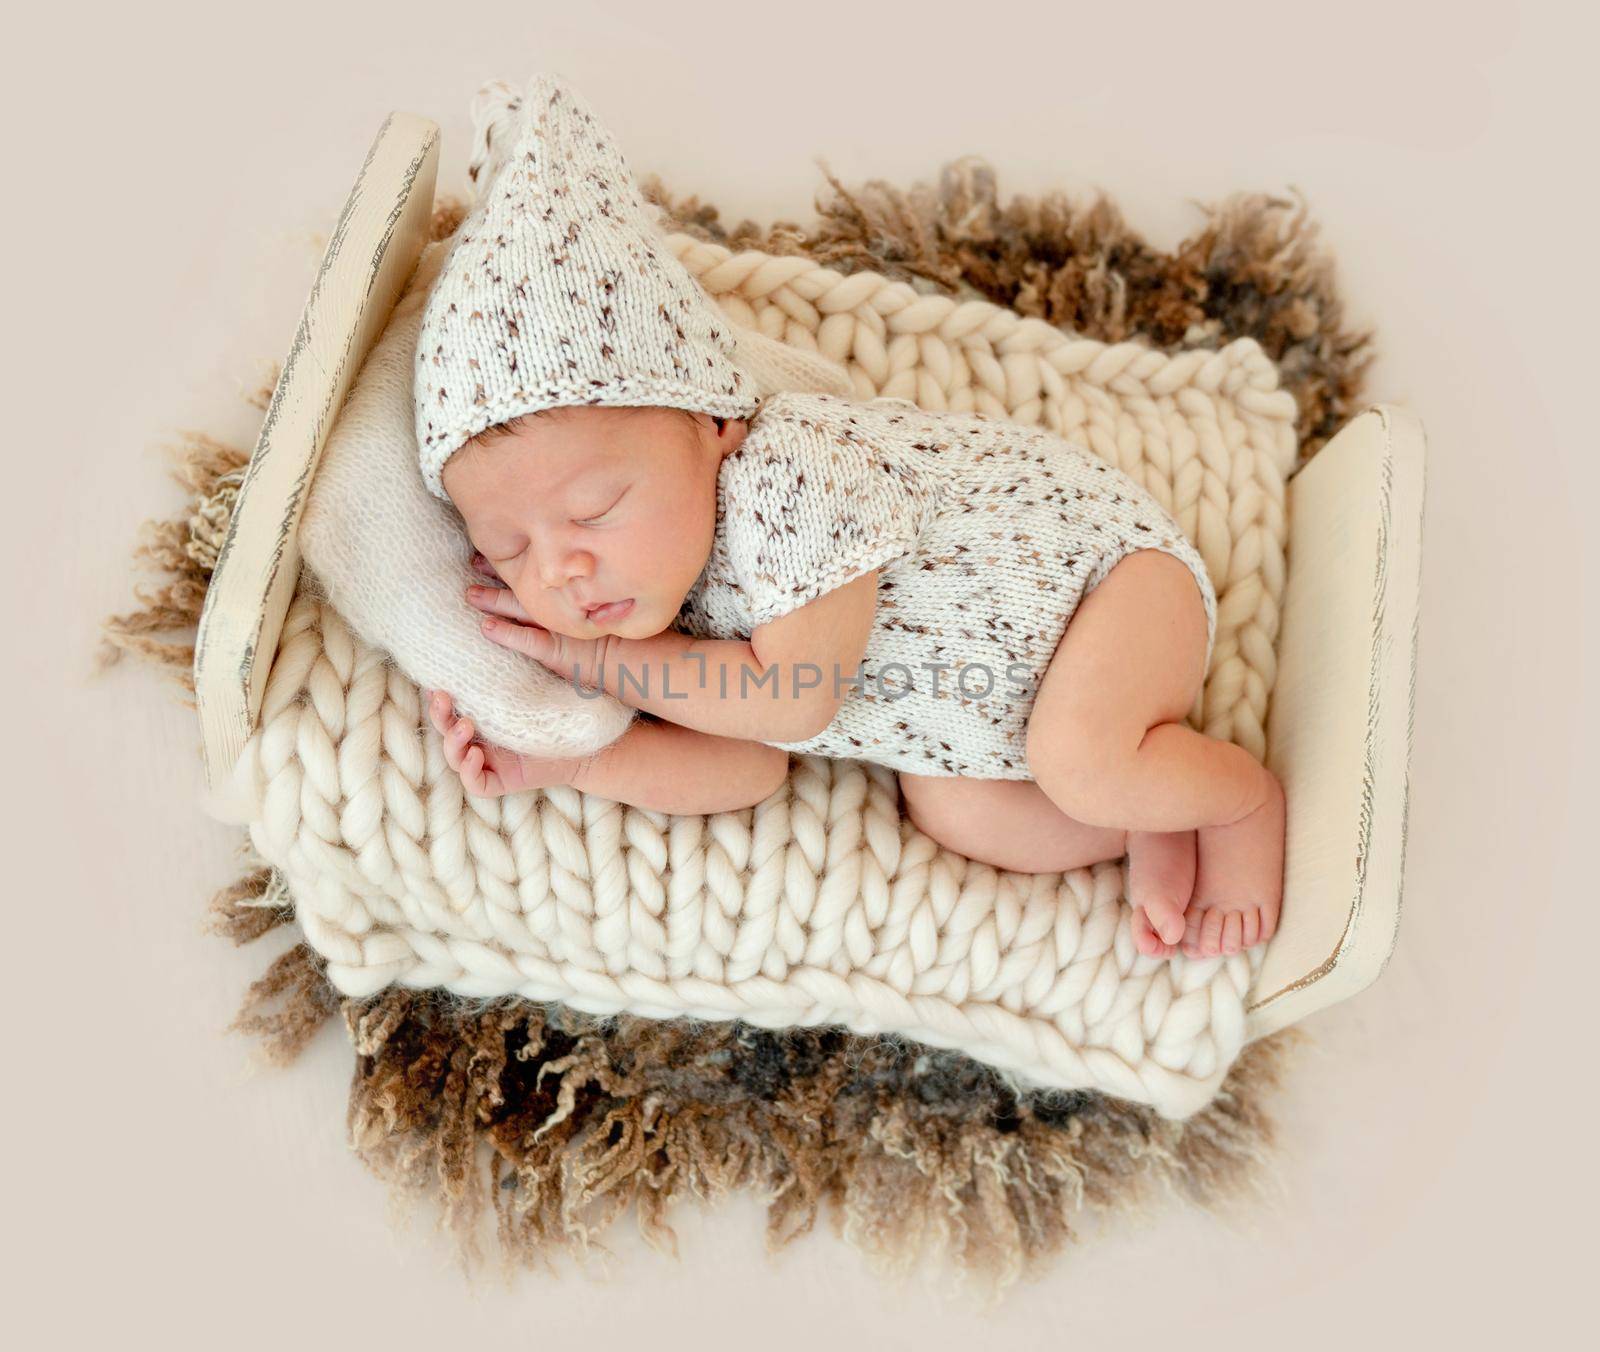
194, 111, 1426, 1044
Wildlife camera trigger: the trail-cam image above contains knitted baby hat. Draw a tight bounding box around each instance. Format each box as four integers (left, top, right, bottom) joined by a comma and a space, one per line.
414, 71, 763, 500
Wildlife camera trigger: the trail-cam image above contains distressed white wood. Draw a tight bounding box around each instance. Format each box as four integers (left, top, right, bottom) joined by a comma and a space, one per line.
1247, 404, 1427, 1038
194, 110, 439, 796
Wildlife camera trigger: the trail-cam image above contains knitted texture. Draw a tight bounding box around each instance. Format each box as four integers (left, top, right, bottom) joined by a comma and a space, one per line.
413, 71, 761, 498
676, 390, 1219, 778
231, 215, 1298, 1119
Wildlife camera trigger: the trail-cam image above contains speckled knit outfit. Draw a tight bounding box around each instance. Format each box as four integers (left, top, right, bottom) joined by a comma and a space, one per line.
673, 390, 1219, 780
409, 71, 1217, 781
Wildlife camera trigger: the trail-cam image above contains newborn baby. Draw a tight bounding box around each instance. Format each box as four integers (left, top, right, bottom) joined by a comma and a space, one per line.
426, 392, 1285, 962
410, 69, 1282, 961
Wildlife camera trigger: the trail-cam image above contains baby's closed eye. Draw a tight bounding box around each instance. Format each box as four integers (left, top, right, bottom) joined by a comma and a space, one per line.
575, 486, 630, 524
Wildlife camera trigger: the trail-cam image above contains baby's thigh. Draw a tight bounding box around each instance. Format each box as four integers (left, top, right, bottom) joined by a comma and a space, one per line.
896, 772, 1127, 873
1024, 548, 1210, 782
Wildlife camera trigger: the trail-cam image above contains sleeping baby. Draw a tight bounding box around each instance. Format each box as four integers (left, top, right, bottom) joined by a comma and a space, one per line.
412, 72, 1284, 961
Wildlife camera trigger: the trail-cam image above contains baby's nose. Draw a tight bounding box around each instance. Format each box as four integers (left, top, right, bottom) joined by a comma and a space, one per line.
539, 552, 591, 590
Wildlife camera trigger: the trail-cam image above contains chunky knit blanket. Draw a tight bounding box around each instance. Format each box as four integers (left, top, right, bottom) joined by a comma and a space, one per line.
225, 191, 1298, 1121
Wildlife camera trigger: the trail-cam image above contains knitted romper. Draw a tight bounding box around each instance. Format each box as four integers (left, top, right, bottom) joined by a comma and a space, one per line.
672, 391, 1219, 780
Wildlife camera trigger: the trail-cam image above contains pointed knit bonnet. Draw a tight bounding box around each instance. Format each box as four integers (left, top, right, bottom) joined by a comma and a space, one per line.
413, 72, 762, 501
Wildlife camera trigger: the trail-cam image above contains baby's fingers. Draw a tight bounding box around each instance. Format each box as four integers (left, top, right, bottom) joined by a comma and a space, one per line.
462, 742, 504, 797
466, 583, 531, 622
462, 741, 484, 793
424, 691, 508, 797
425, 689, 452, 734
451, 716, 508, 796
437, 710, 476, 774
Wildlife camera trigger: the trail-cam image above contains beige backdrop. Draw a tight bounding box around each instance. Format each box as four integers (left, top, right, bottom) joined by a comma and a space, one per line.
9, 0, 1594, 1343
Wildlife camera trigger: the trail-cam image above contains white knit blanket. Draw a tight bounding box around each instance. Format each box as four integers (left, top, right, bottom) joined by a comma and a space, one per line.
232, 225, 1298, 1120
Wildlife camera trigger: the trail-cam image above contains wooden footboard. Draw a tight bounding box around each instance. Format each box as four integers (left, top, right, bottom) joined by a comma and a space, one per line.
1246, 404, 1427, 1039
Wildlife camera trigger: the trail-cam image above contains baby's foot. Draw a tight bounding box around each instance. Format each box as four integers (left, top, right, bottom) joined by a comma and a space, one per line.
1183, 771, 1285, 958
1126, 828, 1197, 957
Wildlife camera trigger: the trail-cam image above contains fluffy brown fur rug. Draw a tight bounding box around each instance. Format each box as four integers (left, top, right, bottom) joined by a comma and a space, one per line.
101, 157, 1370, 1302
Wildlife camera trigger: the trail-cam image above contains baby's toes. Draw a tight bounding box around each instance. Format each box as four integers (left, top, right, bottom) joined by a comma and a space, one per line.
1180, 906, 1224, 958
1132, 907, 1176, 959
1259, 902, 1280, 946
1178, 905, 1278, 957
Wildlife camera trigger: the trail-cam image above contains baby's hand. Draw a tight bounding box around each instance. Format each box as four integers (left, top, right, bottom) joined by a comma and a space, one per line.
464, 578, 604, 690
425, 688, 583, 798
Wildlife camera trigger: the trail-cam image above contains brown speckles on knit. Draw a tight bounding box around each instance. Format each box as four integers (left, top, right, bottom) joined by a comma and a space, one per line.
674, 391, 1218, 779
413, 73, 760, 501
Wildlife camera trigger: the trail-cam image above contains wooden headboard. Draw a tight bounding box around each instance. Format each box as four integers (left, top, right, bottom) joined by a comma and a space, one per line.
194, 111, 439, 795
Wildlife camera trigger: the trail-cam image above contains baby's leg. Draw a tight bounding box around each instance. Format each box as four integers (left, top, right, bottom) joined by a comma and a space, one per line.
1024, 549, 1282, 957
1183, 773, 1284, 957
897, 772, 1127, 875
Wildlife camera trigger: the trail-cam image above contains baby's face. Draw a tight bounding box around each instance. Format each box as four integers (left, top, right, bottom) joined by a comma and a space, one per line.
441, 405, 744, 642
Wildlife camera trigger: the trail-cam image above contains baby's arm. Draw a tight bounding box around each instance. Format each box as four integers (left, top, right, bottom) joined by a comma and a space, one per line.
430, 690, 789, 813
571, 716, 790, 812
597, 570, 879, 742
